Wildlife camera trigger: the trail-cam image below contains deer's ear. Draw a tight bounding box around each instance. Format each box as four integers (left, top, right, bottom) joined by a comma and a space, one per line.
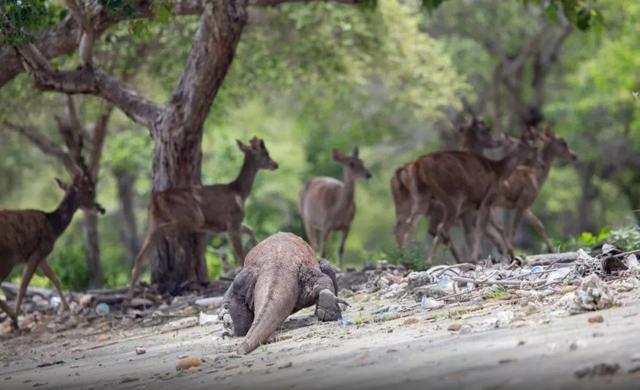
332, 148, 345, 162
352, 146, 359, 158
544, 124, 553, 137
55, 178, 70, 191
519, 127, 529, 140
236, 139, 251, 152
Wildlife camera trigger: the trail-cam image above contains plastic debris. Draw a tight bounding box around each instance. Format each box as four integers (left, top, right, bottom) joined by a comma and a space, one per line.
199, 311, 219, 326
337, 317, 354, 326
420, 296, 445, 310
95, 303, 110, 316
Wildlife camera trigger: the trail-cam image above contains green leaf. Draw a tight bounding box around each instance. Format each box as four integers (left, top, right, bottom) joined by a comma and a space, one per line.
576, 7, 592, 31
421, 0, 447, 14
545, 0, 558, 23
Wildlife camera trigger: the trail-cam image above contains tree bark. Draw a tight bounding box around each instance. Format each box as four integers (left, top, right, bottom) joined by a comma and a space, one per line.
149, 0, 248, 294
83, 211, 104, 289
114, 171, 140, 265
576, 162, 598, 234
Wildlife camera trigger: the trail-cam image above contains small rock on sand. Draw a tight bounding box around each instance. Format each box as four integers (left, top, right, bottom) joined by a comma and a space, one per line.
588, 315, 604, 324
176, 356, 203, 371
448, 323, 463, 332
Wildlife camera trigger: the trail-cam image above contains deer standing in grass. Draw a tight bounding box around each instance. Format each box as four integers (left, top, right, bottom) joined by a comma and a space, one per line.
300, 147, 372, 268
0, 173, 105, 328
401, 131, 537, 264
490, 125, 576, 252
128, 137, 278, 300
391, 118, 510, 261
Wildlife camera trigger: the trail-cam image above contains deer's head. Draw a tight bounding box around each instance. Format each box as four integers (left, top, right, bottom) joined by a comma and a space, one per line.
332, 146, 372, 180
237, 136, 279, 171
539, 124, 577, 163
55, 173, 105, 215
458, 117, 500, 152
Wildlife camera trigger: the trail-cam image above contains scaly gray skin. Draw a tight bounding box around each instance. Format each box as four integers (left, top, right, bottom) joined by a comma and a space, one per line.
221, 232, 345, 354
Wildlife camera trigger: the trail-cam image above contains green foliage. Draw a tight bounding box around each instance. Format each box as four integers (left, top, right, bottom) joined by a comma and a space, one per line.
380, 243, 428, 271
0, 0, 65, 45
204, 244, 225, 281
608, 225, 640, 251
49, 238, 89, 291
483, 286, 510, 300
103, 130, 152, 176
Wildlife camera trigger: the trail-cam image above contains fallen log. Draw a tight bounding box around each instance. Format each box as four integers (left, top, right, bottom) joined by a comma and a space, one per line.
1, 282, 54, 300
525, 252, 578, 266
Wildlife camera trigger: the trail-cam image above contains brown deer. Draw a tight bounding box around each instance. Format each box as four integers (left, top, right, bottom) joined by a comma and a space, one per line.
490, 125, 576, 251
128, 136, 278, 300
299, 146, 372, 267
402, 131, 536, 264
391, 118, 509, 260
0, 173, 105, 327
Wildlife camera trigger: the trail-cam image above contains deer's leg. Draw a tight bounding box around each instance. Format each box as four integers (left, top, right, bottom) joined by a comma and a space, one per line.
486, 216, 513, 258
318, 229, 332, 259
427, 200, 457, 265
15, 258, 40, 316
39, 261, 69, 312
460, 210, 474, 255
0, 265, 18, 327
509, 208, 525, 248
337, 227, 350, 269
523, 209, 553, 252
241, 223, 259, 246
128, 223, 170, 300
471, 200, 494, 263
303, 219, 318, 252
0, 299, 17, 328
228, 225, 245, 267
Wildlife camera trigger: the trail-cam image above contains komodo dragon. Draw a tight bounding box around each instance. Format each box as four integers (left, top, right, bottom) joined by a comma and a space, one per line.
221, 232, 347, 354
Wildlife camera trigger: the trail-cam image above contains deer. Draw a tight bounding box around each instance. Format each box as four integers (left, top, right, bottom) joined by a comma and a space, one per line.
0, 173, 105, 328
391, 117, 510, 261
299, 146, 372, 268
489, 125, 577, 252
401, 130, 537, 264
127, 136, 278, 301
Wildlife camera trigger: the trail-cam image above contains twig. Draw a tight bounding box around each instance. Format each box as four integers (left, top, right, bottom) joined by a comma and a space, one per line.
453, 276, 546, 287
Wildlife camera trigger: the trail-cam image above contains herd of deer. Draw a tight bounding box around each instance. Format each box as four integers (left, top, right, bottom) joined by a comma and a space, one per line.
0, 119, 576, 329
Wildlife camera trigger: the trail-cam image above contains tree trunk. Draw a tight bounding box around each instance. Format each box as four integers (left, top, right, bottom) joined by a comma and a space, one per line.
576, 162, 598, 234
114, 171, 140, 266
83, 211, 104, 289
148, 0, 248, 295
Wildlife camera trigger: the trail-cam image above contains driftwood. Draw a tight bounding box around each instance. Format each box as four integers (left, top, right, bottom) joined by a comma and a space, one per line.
1, 282, 55, 300
525, 251, 578, 266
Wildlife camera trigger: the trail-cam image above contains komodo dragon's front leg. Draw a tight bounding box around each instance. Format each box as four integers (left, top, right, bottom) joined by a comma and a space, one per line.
297, 262, 349, 322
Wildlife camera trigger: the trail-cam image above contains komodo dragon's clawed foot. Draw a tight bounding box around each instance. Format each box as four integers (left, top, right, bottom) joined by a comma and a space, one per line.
315, 289, 349, 322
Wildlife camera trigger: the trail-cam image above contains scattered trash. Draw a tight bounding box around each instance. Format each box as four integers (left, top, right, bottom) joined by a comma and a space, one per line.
199, 312, 219, 326
95, 303, 110, 316
135, 347, 146, 355
495, 311, 514, 328
421, 296, 445, 310
337, 317, 354, 327
559, 275, 619, 314
176, 356, 203, 371
49, 297, 61, 310
528, 266, 543, 281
